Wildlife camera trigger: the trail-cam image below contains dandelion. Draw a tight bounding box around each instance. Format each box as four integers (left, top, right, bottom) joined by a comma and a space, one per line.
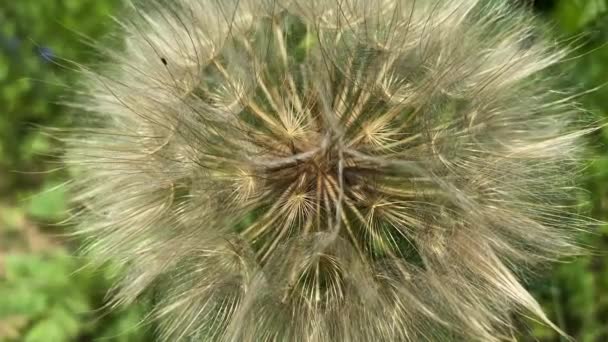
65, 0, 593, 340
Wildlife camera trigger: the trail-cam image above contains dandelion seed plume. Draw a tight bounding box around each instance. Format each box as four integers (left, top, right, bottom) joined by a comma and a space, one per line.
66, 0, 593, 340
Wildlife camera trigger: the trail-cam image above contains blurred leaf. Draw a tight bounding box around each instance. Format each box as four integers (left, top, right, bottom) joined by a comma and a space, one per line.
24, 316, 72, 342
554, 0, 607, 32
26, 181, 67, 221
20, 133, 51, 162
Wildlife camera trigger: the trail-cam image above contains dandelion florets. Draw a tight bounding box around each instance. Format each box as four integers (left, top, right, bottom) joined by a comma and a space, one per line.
66, 0, 593, 340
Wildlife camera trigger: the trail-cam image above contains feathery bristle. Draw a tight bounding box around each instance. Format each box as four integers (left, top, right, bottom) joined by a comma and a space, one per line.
65, 0, 593, 340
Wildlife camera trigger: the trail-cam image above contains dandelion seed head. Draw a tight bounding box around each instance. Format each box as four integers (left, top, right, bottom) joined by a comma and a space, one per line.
66, 0, 594, 340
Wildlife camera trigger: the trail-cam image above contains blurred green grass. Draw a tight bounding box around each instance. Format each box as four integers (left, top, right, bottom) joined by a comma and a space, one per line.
0, 0, 606, 341
0, 1, 152, 340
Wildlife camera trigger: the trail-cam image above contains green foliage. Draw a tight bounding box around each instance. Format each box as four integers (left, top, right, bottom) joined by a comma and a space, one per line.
522, 1, 608, 341
0, 0, 116, 191
26, 181, 67, 221
553, 0, 607, 32
0, 251, 151, 341
0, 1, 152, 341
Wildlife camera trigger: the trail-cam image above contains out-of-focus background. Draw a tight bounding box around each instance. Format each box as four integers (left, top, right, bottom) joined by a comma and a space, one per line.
0, 0, 606, 341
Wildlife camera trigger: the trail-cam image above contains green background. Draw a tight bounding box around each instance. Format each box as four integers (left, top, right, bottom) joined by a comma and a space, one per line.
0, 0, 606, 341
